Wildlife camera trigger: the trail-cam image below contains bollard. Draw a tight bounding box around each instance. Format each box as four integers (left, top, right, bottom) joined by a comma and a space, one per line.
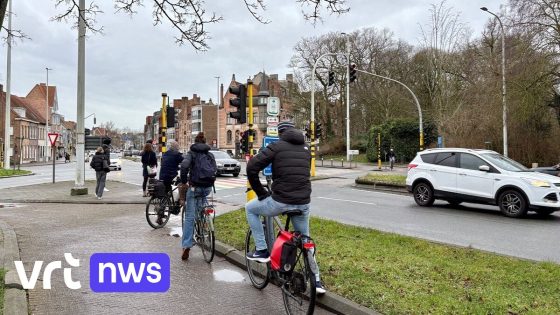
321, 157, 324, 166
341, 159, 344, 167
330, 159, 333, 167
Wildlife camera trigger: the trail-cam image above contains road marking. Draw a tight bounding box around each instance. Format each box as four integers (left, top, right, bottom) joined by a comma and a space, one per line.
316, 196, 378, 206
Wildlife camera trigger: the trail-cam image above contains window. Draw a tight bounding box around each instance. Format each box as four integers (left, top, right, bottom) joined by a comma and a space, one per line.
460, 153, 487, 171
227, 130, 232, 144
421, 153, 437, 164
435, 152, 456, 167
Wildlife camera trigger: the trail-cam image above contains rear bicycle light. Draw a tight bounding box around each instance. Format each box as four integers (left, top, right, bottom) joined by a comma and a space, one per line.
303, 242, 315, 249
204, 208, 214, 215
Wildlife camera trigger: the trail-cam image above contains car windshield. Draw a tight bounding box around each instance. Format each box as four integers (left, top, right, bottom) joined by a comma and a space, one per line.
211, 151, 231, 159
110, 153, 118, 159
480, 153, 528, 172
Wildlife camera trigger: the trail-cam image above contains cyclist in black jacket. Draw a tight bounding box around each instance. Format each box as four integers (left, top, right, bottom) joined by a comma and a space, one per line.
245, 121, 326, 294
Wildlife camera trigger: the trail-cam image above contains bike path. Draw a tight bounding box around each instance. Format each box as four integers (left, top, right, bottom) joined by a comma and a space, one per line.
0, 202, 335, 314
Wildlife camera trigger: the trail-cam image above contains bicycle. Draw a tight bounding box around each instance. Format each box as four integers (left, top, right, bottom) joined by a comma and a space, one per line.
245, 209, 317, 315
182, 186, 216, 263
145, 178, 182, 229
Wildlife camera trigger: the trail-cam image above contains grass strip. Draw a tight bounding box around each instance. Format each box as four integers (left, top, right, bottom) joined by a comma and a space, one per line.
356, 173, 406, 186
215, 209, 560, 314
0, 169, 31, 177
320, 154, 369, 163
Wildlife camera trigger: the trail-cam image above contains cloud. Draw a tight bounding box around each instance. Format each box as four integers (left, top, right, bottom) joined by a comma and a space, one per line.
0, 0, 501, 130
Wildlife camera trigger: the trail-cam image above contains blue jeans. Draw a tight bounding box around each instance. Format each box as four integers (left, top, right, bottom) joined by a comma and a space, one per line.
181, 186, 212, 249
245, 196, 310, 251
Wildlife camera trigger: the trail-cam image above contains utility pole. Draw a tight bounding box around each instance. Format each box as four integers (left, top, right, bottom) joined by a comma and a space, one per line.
3, 0, 12, 169
161, 93, 168, 153
246, 79, 256, 202
215, 76, 220, 149
72, 0, 87, 195
45, 67, 52, 162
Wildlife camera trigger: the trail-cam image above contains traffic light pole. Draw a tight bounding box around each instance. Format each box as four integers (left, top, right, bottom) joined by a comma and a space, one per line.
246, 80, 256, 202
355, 69, 424, 151
161, 93, 167, 153
310, 52, 348, 176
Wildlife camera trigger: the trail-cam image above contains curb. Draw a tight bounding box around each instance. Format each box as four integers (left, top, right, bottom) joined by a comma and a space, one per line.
0, 172, 35, 179
0, 220, 28, 315
214, 240, 380, 315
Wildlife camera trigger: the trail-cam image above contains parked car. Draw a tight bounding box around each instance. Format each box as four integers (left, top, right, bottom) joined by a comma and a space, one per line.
123, 150, 132, 157
109, 153, 122, 171
209, 150, 241, 177
531, 165, 560, 177
406, 148, 560, 218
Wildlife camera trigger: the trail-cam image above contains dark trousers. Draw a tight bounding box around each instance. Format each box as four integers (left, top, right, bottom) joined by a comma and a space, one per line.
95, 171, 107, 197
142, 176, 149, 191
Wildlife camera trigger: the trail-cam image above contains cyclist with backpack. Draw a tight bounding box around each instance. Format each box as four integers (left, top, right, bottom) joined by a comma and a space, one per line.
179, 132, 217, 261
244, 121, 326, 294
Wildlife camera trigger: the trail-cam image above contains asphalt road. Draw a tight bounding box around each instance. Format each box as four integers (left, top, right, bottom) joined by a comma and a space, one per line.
5, 160, 560, 263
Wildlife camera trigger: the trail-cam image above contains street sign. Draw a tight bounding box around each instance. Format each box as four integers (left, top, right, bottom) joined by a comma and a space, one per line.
266, 116, 279, 125
48, 133, 59, 147
348, 149, 359, 155
267, 97, 280, 116
262, 136, 279, 176
267, 126, 278, 137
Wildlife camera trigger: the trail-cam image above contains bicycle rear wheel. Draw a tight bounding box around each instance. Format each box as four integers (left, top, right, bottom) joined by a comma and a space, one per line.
282, 249, 316, 315
197, 206, 215, 263
145, 196, 170, 229
245, 228, 270, 289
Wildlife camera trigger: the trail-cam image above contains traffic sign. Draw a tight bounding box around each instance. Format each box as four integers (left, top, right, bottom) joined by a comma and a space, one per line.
266, 116, 279, 126
267, 126, 278, 137
267, 97, 280, 115
48, 133, 59, 147
348, 149, 359, 155
262, 136, 279, 176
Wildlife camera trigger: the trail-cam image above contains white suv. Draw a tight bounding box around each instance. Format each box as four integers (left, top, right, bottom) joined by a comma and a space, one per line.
406, 148, 560, 218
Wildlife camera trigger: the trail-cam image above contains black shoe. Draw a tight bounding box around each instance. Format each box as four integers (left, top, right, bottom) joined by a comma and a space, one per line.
246, 249, 270, 263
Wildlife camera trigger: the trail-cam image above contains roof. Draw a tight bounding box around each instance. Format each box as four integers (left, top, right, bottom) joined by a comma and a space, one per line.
0, 91, 44, 123
62, 121, 77, 130
421, 148, 498, 154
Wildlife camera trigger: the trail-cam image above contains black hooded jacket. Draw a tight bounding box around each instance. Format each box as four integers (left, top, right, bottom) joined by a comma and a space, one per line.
247, 128, 311, 205
180, 142, 212, 185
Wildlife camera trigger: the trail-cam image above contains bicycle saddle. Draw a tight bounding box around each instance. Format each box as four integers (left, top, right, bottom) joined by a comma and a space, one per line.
282, 209, 303, 217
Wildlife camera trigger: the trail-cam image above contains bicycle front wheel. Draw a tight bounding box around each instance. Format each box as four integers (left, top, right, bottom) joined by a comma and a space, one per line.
145, 197, 171, 229
282, 249, 316, 315
245, 228, 270, 289
197, 206, 215, 263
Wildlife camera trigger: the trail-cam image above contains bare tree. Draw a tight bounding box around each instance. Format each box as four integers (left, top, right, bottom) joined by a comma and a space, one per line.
0, 0, 348, 50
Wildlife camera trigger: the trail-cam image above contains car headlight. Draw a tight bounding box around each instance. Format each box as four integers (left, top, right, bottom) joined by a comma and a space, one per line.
522, 178, 551, 188
217, 162, 223, 167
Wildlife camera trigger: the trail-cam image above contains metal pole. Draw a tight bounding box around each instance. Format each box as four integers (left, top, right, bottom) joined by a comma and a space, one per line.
346, 35, 351, 162
52, 145, 55, 183
215, 76, 220, 149
481, 7, 507, 157
46, 67, 51, 162
247, 80, 256, 201
161, 93, 167, 153
74, 0, 86, 189
356, 69, 424, 151
3, 0, 12, 169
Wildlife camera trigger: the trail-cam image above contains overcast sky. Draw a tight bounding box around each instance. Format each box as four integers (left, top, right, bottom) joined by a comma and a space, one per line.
1, 0, 502, 131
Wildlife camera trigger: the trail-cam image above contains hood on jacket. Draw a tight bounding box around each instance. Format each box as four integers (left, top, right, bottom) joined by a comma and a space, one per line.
279, 128, 305, 145
190, 143, 212, 153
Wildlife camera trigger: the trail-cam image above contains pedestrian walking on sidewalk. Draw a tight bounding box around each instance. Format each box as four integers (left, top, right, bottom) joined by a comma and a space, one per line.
90, 147, 110, 199
141, 142, 158, 196
388, 148, 396, 170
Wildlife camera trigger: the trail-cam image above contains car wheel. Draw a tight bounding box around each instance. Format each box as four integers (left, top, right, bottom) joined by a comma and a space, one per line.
535, 209, 555, 216
233, 172, 239, 177
498, 190, 528, 218
413, 182, 434, 207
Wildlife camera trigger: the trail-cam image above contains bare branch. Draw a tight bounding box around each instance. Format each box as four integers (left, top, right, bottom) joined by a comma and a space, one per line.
51, 0, 104, 34
243, 0, 270, 24
1, 26, 30, 44
296, 0, 349, 25
114, 0, 143, 15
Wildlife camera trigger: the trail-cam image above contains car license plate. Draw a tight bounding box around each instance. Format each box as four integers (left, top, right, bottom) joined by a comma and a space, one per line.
225, 167, 234, 170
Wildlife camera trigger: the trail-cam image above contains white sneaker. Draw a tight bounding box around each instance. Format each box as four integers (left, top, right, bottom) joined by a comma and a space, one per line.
97, 196, 102, 200
315, 281, 326, 295
104, 188, 109, 192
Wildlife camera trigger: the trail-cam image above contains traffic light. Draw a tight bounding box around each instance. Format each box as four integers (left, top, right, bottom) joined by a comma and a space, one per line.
240, 130, 249, 153
305, 124, 311, 139
315, 122, 323, 139
166, 106, 175, 128
349, 63, 357, 83
85, 128, 91, 136
328, 71, 335, 86
229, 84, 247, 124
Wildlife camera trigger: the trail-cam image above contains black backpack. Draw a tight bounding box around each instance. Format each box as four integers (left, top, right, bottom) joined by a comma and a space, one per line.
190, 151, 217, 187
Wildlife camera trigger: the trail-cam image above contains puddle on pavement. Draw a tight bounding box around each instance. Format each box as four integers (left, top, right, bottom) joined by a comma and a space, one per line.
169, 227, 182, 237
213, 269, 245, 283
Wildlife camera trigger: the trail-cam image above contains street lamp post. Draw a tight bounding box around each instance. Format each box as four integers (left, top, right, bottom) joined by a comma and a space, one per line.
215, 76, 220, 149
45, 67, 52, 162
481, 7, 507, 157
3, 0, 12, 169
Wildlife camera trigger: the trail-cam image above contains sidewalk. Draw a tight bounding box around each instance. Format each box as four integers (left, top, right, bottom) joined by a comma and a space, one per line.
0, 180, 378, 315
